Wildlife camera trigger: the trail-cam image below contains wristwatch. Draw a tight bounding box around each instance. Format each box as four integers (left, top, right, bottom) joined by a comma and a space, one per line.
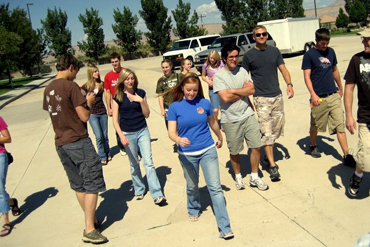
287, 83, 293, 87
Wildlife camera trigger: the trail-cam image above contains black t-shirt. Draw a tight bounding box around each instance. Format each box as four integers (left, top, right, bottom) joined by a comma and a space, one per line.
344, 51, 370, 123
242, 46, 283, 97
114, 88, 147, 132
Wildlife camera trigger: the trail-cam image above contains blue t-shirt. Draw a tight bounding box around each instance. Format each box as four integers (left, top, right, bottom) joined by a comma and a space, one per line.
167, 97, 215, 153
113, 88, 147, 132
301, 47, 338, 95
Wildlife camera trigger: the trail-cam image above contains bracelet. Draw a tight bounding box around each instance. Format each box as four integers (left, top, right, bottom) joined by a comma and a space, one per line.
287, 83, 293, 87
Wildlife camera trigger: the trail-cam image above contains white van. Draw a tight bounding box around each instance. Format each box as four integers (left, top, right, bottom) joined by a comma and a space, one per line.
163, 34, 220, 69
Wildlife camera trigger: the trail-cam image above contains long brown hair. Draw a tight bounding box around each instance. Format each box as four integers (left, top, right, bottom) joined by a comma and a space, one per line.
163, 72, 204, 102
115, 68, 139, 102
85, 66, 102, 92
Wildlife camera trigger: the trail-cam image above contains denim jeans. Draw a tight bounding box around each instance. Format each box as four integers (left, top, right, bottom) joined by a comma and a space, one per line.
124, 127, 163, 199
0, 152, 10, 213
89, 114, 110, 161
178, 147, 232, 236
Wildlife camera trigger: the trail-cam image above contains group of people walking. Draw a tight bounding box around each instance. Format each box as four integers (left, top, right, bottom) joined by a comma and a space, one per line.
1, 24, 369, 244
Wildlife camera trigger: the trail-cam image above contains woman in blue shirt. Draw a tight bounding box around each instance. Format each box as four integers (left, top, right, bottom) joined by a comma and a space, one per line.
112, 69, 166, 205
166, 72, 233, 239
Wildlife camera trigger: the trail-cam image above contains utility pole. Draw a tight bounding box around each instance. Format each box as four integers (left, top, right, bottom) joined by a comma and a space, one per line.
27, 3, 33, 28
314, 0, 317, 17
199, 14, 206, 27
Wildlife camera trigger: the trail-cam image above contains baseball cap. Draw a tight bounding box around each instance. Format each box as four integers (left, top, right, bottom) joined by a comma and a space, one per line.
358, 28, 370, 37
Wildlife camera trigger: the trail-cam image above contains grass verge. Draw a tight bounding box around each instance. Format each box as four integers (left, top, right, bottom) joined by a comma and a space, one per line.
0, 76, 41, 96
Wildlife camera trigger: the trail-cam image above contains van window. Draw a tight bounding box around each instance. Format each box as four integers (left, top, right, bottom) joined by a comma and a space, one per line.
170, 40, 191, 51
190, 40, 199, 49
199, 36, 218, 46
210, 36, 237, 48
238, 35, 247, 46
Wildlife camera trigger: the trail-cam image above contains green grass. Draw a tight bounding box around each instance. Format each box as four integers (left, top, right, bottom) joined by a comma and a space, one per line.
0, 76, 41, 96
330, 30, 357, 36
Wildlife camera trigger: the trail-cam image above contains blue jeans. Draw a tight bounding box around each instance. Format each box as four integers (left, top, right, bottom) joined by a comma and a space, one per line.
89, 114, 110, 161
178, 147, 232, 236
0, 152, 10, 213
124, 127, 163, 199
209, 88, 221, 109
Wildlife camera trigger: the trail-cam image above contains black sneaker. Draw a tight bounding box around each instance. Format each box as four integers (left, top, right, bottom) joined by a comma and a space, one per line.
309, 145, 321, 158
82, 229, 108, 244
348, 173, 362, 196
343, 154, 356, 168
268, 164, 281, 182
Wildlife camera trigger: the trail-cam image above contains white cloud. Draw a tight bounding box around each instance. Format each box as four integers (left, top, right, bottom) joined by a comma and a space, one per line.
196, 1, 219, 16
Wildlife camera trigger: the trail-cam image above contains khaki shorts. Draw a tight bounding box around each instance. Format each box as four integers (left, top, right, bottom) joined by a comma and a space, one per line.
355, 123, 370, 172
222, 115, 262, 155
254, 94, 285, 146
310, 93, 345, 135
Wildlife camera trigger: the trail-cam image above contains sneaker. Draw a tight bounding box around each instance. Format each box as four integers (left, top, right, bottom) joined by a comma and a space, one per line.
82, 229, 108, 244
120, 149, 127, 156
136, 194, 144, 200
343, 154, 356, 168
268, 164, 281, 182
249, 176, 269, 191
309, 145, 321, 158
235, 176, 246, 190
348, 173, 362, 196
154, 196, 167, 205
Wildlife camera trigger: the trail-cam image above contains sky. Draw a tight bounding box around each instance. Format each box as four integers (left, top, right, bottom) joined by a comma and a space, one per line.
4, 0, 336, 45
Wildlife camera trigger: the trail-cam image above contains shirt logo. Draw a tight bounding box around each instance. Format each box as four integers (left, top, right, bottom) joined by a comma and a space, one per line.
319, 57, 331, 68
197, 107, 204, 114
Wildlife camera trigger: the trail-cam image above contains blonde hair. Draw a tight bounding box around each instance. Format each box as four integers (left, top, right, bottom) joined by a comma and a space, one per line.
85, 66, 102, 92
180, 59, 191, 72
115, 68, 139, 102
206, 50, 221, 68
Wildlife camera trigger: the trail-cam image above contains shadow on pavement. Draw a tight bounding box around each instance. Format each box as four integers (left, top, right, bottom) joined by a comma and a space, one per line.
96, 181, 134, 232
11, 187, 59, 226
296, 135, 343, 162
327, 163, 370, 199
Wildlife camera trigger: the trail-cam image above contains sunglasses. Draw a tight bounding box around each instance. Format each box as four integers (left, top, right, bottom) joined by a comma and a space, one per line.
255, 32, 267, 37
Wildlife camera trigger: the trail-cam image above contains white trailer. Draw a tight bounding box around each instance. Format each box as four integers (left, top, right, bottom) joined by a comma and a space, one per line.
258, 17, 320, 54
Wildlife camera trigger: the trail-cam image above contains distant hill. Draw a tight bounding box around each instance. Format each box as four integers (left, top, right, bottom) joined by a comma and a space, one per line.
305, 0, 345, 18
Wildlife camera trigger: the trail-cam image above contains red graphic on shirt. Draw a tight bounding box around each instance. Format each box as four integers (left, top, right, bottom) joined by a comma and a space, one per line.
197, 107, 204, 114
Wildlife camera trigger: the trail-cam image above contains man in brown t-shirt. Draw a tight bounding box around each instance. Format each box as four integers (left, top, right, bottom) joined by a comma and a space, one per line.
43, 55, 108, 244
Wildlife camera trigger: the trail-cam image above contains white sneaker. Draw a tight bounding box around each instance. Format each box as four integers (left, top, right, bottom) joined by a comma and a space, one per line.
235, 176, 246, 190
120, 149, 127, 156
249, 176, 269, 191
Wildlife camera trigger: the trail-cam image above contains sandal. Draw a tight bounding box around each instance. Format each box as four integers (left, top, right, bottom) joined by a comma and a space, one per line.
107, 156, 112, 162
189, 215, 199, 222
0, 224, 13, 237
101, 160, 107, 166
223, 232, 234, 240
10, 198, 21, 216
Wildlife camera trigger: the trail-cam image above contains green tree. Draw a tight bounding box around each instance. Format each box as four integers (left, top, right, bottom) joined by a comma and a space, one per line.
0, 26, 22, 84
112, 6, 142, 59
78, 8, 106, 64
139, 0, 172, 54
215, 0, 249, 34
41, 7, 72, 57
349, 0, 367, 25
244, 0, 269, 29
172, 0, 207, 39
336, 8, 350, 28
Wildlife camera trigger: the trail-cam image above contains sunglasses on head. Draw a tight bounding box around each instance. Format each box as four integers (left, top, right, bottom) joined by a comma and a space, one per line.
255, 32, 267, 37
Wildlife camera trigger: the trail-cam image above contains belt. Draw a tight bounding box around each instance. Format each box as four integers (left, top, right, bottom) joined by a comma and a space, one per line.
317, 92, 336, 98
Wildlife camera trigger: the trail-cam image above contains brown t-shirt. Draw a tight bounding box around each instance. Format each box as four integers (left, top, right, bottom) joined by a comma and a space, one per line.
43, 78, 88, 146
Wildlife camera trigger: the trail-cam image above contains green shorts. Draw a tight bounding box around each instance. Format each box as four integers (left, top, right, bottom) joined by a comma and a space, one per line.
310, 93, 345, 135
222, 114, 262, 155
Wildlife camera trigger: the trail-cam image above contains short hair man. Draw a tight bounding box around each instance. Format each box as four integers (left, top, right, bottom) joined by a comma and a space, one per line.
43, 54, 108, 244
344, 29, 370, 196
213, 43, 268, 191
301, 28, 355, 167
104, 52, 126, 156
242, 25, 294, 182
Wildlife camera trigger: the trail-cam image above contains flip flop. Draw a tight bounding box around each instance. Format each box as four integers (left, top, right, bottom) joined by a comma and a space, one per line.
101, 161, 107, 166
107, 156, 112, 161
0, 224, 13, 237
10, 198, 21, 216
223, 232, 234, 240
189, 215, 199, 222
